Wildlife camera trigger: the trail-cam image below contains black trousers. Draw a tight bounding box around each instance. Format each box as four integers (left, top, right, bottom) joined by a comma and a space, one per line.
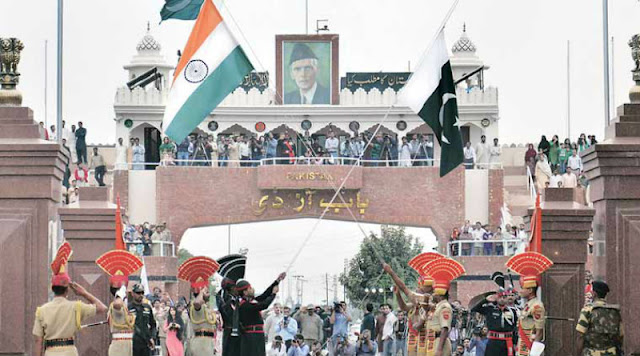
95, 165, 106, 186
76, 146, 87, 164
133, 341, 151, 356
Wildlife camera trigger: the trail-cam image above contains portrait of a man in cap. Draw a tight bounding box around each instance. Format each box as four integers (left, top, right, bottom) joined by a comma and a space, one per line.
283, 42, 331, 105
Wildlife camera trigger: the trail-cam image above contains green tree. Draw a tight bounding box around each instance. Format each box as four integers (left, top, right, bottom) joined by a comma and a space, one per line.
340, 226, 424, 307
177, 248, 194, 265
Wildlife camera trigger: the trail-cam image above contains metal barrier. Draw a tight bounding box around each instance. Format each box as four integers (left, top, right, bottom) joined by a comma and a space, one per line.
126, 240, 175, 257
447, 239, 523, 257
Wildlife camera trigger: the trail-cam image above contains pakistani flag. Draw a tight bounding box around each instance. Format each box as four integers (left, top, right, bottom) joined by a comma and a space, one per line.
399, 30, 464, 177
160, 0, 205, 22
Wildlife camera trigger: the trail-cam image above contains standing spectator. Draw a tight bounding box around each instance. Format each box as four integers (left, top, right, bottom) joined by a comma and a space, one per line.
468, 328, 488, 356
266, 133, 278, 164
115, 137, 128, 170
524, 143, 537, 176
322, 306, 333, 344
265, 303, 284, 343
475, 135, 489, 169
537, 135, 550, 158
160, 137, 176, 166
61, 120, 72, 143
351, 136, 364, 161
228, 136, 240, 167
423, 135, 435, 166
409, 134, 419, 165
380, 136, 394, 166
567, 149, 583, 175
89, 147, 107, 186
471, 222, 486, 256
374, 306, 386, 355
398, 137, 412, 167
164, 306, 184, 356
355, 329, 377, 356
268, 335, 287, 356
489, 138, 501, 169
250, 136, 263, 166
287, 334, 310, 356
360, 303, 376, 340
74, 164, 89, 187
549, 169, 562, 188
482, 226, 493, 256
75, 121, 87, 164
132, 138, 146, 170
239, 136, 251, 166
371, 135, 383, 165
67, 123, 78, 163
127, 137, 135, 167
562, 167, 578, 188
325, 131, 340, 164
49, 125, 57, 141
450, 228, 461, 256
577, 133, 590, 152
176, 137, 192, 166
208, 135, 219, 166
218, 137, 230, 167
67, 180, 78, 203
558, 143, 569, 174
394, 311, 407, 356
340, 138, 353, 165
276, 306, 298, 350
330, 303, 352, 354
296, 304, 324, 346
380, 304, 397, 356
549, 135, 560, 172
192, 136, 209, 166
154, 301, 168, 353
535, 153, 552, 192
142, 232, 152, 256
493, 226, 505, 255
39, 121, 48, 140
460, 226, 472, 256
463, 142, 476, 169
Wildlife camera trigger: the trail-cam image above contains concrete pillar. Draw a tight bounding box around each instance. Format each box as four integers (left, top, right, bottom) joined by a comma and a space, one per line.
582, 102, 640, 355
0, 107, 68, 355
525, 188, 594, 356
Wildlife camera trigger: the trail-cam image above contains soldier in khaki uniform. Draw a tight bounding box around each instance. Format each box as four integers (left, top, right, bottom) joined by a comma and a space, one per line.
33, 242, 107, 356
96, 249, 144, 356
576, 280, 623, 356
420, 257, 466, 356
178, 256, 220, 356
505, 252, 553, 356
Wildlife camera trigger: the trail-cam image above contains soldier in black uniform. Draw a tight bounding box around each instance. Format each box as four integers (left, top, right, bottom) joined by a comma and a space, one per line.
128, 283, 157, 356
237, 273, 286, 356
217, 278, 240, 356
471, 289, 518, 356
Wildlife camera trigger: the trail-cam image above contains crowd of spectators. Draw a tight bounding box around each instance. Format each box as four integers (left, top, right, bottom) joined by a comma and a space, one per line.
449, 220, 528, 257
526, 133, 593, 192
122, 220, 174, 257
462, 135, 502, 169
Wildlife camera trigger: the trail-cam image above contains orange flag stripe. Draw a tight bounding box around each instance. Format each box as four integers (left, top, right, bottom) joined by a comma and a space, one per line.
172, 0, 223, 85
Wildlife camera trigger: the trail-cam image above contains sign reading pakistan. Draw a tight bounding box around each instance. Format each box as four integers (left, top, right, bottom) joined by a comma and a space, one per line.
341, 72, 411, 93
282, 41, 331, 104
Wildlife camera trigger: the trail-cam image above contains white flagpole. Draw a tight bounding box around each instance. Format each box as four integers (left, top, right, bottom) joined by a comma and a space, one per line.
602, 0, 611, 128
56, 0, 63, 142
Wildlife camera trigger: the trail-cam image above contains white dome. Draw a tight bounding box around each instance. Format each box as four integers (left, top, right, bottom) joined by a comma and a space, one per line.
451, 24, 477, 54
136, 23, 161, 52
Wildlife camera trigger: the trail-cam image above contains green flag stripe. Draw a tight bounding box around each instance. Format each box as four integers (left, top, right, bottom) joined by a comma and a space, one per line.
417, 61, 464, 177
165, 46, 254, 142
160, 0, 204, 21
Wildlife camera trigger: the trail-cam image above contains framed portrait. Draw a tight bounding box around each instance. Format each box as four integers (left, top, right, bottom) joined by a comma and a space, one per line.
276, 34, 339, 105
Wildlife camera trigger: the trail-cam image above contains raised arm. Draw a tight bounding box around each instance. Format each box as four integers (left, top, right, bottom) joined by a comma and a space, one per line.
70, 282, 107, 314
382, 263, 413, 301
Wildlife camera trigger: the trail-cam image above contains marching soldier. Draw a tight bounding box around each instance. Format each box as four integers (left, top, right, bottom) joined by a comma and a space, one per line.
128, 283, 157, 356
95, 250, 144, 356
421, 257, 466, 356
178, 256, 220, 356
471, 289, 518, 356
237, 273, 286, 356
576, 280, 623, 356
383, 252, 444, 356
33, 242, 108, 356
506, 252, 553, 356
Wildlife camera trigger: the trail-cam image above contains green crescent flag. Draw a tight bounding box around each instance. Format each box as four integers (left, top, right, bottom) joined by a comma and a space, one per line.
160, 0, 205, 22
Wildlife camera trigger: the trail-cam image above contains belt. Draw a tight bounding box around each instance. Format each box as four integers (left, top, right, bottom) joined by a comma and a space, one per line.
44, 338, 74, 349
112, 332, 133, 340
488, 331, 514, 356
244, 324, 264, 334
195, 330, 215, 338
434, 332, 441, 337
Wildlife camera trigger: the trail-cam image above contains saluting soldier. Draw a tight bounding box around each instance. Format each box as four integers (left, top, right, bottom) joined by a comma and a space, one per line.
96, 250, 144, 356
236, 273, 286, 356
128, 283, 157, 356
505, 252, 553, 356
420, 257, 466, 356
383, 252, 445, 356
178, 256, 220, 356
576, 280, 623, 356
33, 242, 108, 356
471, 289, 518, 356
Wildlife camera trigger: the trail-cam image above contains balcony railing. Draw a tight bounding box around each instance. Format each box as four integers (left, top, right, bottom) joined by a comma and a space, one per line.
126, 240, 175, 257
447, 239, 524, 257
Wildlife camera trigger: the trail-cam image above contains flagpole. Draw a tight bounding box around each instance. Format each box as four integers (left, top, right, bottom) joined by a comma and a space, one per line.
602, 0, 611, 128
56, 0, 63, 142
411, 0, 461, 74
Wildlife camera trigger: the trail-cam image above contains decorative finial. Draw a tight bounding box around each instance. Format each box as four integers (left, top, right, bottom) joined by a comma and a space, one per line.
463, 22, 466, 33
0, 38, 25, 106
147, 21, 150, 32
628, 34, 640, 102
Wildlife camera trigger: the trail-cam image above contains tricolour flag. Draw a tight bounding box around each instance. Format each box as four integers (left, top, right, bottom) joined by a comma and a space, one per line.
160, 0, 204, 22
399, 30, 464, 177
163, 0, 254, 142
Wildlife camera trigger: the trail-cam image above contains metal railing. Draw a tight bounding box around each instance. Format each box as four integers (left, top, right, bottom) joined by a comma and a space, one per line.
526, 166, 537, 202
447, 239, 523, 257
126, 240, 175, 257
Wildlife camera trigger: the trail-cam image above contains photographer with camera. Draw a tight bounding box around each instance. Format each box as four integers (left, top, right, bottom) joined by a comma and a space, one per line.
268, 335, 287, 356
287, 334, 310, 356
355, 329, 377, 356
329, 302, 352, 355
310, 341, 328, 356
333, 335, 355, 356
276, 306, 299, 350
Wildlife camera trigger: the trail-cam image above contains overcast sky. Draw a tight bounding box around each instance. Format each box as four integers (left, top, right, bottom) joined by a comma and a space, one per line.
3, 0, 640, 145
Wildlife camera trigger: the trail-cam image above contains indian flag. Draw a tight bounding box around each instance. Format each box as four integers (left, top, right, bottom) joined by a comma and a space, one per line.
163, 0, 254, 142
399, 29, 464, 177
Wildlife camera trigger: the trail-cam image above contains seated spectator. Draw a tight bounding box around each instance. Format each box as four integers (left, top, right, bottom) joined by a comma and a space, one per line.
333, 336, 355, 356
74, 164, 89, 187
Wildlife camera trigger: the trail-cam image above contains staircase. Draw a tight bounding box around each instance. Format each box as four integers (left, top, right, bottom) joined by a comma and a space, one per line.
502, 165, 532, 225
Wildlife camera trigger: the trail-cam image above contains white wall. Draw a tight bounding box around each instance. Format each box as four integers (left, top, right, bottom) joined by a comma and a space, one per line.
465, 169, 489, 224
128, 170, 157, 224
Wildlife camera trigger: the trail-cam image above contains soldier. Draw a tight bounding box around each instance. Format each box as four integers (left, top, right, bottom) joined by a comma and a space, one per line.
471, 289, 518, 356
505, 252, 553, 356
576, 280, 623, 356
420, 257, 466, 356
383, 252, 444, 356
215, 254, 247, 356
128, 283, 157, 356
33, 242, 108, 356
178, 256, 220, 356
95, 249, 144, 356
237, 273, 286, 356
